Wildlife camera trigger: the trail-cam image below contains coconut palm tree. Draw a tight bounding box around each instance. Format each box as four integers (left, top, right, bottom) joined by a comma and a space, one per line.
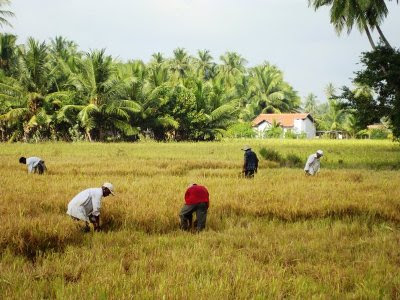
308, 0, 399, 49
247, 63, 300, 118
321, 98, 347, 131
169, 48, 191, 80
303, 93, 318, 116
0, 33, 17, 76
325, 82, 336, 100
0, 0, 14, 28
58, 50, 141, 141
0, 75, 69, 141
17, 38, 52, 95
219, 52, 247, 87
195, 50, 214, 80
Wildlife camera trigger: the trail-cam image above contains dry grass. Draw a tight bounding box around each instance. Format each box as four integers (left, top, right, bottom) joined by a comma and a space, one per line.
1, 139, 400, 298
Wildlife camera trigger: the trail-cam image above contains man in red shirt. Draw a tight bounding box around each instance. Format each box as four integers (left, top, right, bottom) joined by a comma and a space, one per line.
179, 183, 209, 232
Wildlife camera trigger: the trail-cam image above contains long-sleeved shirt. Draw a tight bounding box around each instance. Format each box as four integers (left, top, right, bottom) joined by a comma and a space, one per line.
66, 188, 103, 222
26, 157, 43, 173
244, 150, 259, 171
304, 153, 320, 175
184, 185, 209, 205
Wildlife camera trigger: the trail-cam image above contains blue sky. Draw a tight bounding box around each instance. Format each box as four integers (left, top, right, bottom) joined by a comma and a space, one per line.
8, 0, 400, 103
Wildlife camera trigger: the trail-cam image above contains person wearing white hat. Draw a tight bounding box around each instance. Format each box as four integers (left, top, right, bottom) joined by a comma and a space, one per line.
304, 150, 324, 176
242, 145, 259, 178
66, 182, 115, 232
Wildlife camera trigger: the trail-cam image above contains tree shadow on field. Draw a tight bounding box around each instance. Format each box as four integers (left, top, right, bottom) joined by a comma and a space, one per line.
1, 225, 86, 263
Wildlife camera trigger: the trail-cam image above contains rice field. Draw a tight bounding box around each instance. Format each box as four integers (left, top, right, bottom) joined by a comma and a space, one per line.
1, 139, 400, 299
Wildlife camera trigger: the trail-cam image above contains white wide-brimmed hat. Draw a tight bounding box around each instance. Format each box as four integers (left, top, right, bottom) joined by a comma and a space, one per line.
241, 145, 251, 151
316, 150, 323, 156
102, 182, 115, 195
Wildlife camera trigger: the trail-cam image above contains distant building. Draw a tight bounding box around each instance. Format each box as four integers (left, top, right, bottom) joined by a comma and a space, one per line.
252, 113, 316, 138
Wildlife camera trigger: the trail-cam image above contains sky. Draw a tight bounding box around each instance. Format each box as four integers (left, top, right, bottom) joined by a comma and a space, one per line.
7, 0, 400, 103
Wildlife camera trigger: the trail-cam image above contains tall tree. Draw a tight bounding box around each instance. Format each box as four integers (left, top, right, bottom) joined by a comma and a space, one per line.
58, 50, 140, 141
219, 52, 247, 87
0, 0, 14, 28
169, 48, 191, 80
195, 50, 214, 80
245, 63, 300, 119
303, 93, 319, 116
0, 33, 16, 75
308, 0, 399, 50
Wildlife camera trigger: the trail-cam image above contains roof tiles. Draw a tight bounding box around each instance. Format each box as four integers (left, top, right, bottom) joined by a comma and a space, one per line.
252, 113, 311, 127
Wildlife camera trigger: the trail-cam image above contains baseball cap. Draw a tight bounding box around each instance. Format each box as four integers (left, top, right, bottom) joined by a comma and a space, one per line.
102, 182, 115, 195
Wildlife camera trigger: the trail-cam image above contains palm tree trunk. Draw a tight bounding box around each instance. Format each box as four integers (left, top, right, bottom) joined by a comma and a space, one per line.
376, 25, 392, 49
86, 130, 92, 142
364, 25, 376, 50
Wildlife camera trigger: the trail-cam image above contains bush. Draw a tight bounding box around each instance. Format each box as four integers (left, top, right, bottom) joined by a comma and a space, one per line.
369, 128, 389, 139
265, 127, 283, 138
226, 122, 256, 138
283, 153, 303, 168
284, 130, 298, 139
259, 147, 283, 163
284, 130, 307, 139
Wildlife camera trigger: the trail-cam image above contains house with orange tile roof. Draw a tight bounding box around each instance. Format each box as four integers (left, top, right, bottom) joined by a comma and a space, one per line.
252, 113, 316, 138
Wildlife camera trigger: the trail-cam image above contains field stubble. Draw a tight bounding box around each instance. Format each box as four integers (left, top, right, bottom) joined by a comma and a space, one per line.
1, 139, 400, 299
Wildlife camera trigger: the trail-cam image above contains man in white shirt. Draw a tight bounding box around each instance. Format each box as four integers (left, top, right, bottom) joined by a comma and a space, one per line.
67, 182, 115, 232
19, 156, 47, 174
304, 150, 323, 176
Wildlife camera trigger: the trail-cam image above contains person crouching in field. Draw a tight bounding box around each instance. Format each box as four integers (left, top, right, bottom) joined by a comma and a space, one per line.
180, 183, 209, 232
19, 156, 47, 174
67, 182, 115, 232
304, 150, 323, 176
242, 146, 259, 178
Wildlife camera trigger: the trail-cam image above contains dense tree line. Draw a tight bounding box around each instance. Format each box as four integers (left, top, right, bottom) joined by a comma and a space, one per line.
0, 34, 301, 142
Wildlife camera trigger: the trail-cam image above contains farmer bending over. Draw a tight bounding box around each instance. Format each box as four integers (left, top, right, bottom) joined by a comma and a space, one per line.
304, 150, 323, 176
67, 182, 115, 232
180, 183, 209, 232
19, 156, 47, 174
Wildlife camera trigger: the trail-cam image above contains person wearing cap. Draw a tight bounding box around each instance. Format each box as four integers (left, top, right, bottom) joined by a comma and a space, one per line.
180, 183, 209, 232
242, 146, 259, 178
19, 156, 47, 174
66, 182, 115, 232
304, 150, 324, 176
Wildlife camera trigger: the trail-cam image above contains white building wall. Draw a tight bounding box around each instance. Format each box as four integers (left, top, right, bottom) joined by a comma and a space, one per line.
254, 121, 271, 137
303, 118, 316, 138
254, 117, 316, 138
256, 121, 270, 132
293, 119, 303, 134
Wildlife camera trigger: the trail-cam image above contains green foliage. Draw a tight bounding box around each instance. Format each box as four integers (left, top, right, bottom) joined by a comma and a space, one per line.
284, 130, 298, 139
259, 147, 283, 163
0, 35, 302, 142
369, 128, 390, 139
259, 147, 303, 168
283, 153, 303, 168
284, 130, 307, 139
265, 126, 283, 138
226, 122, 255, 138
343, 46, 400, 138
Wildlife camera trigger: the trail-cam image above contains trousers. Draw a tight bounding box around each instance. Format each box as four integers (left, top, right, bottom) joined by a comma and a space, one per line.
179, 202, 208, 231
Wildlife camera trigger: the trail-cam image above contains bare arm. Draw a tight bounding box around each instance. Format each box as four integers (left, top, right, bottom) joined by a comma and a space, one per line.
89, 215, 100, 231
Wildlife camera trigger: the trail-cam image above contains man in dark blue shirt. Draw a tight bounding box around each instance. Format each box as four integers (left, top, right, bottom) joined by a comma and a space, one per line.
242, 146, 259, 178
